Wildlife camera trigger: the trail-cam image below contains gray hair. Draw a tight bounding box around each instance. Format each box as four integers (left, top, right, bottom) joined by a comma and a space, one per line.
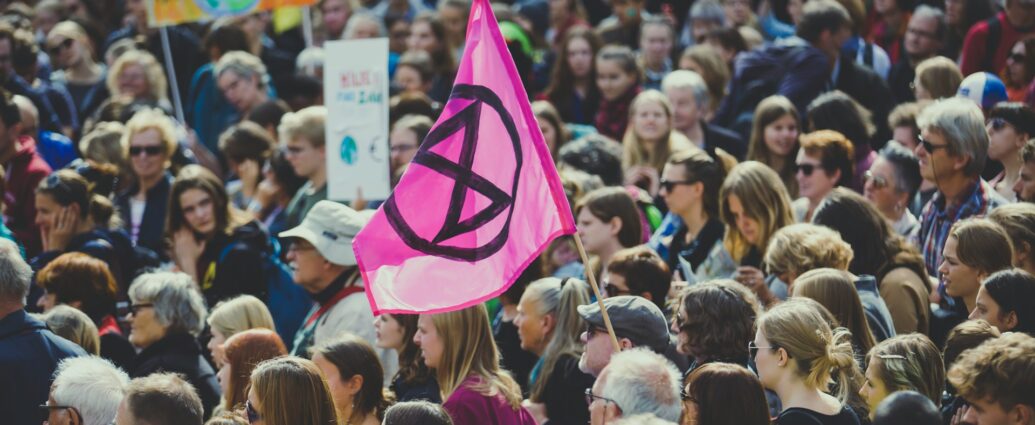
613, 413, 679, 425
53, 356, 130, 425
690, 0, 725, 24
296, 47, 325, 78
600, 349, 683, 422
214, 51, 269, 89
0, 238, 32, 302
661, 70, 710, 109
878, 142, 922, 198
911, 5, 947, 40
345, 12, 386, 39
41, 305, 100, 355
128, 272, 207, 336
916, 97, 988, 176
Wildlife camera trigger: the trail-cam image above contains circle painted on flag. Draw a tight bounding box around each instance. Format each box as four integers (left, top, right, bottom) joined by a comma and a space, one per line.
382, 84, 522, 262
193, 0, 260, 16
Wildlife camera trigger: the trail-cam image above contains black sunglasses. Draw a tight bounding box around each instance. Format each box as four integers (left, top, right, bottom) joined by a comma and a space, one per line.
129, 145, 163, 157
47, 38, 74, 55
660, 179, 695, 192
919, 136, 949, 153
603, 282, 631, 297
1009, 52, 1026, 62
795, 163, 821, 176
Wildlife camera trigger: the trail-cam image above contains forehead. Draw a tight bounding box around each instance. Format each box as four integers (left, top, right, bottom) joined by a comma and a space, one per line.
180, 188, 212, 206
130, 128, 163, 146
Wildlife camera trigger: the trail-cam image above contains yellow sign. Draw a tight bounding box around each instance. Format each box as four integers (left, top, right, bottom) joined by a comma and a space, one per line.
147, 0, 316, 27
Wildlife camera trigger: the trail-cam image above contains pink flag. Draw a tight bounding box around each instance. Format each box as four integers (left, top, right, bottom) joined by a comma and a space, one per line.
352, 0, 576, 314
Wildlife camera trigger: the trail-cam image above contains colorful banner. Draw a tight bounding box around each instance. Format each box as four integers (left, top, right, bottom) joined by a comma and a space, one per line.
146, 0, 315, 27
352, 0, 576, 314
324, 38, 391, 202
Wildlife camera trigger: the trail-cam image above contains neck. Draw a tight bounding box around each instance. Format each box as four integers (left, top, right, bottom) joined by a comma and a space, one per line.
0, 301, 24, 318
908, 51, 936, 67
246, 92, 269, 114
680, 122, 705, 147
679, 206, 709, 237
596, 242, 623, 270
645, 57, 666, 72
880, 204, 905, 223
309, 168, 327, 189
338, 401, 359, 425
137, 172, 163, 195
1001, 153, 1023, 181
770, 155, 787, 174
963, 293, 977, 313
501, 303, 518, 321
936, 174, 978, 208
774, 377, 825, 411
68, 59, 99, 79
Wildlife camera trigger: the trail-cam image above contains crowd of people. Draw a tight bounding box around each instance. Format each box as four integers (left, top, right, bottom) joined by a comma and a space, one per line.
1, 0, 1035, 424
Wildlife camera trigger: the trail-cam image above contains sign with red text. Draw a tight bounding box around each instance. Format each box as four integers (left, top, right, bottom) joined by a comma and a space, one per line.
324, 38, 391, 201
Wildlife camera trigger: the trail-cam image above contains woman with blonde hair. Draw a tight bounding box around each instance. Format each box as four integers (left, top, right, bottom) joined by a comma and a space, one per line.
114, 108, 179, 257
414, 305, 536, 425
47, 20, 109, 124
206, 294, 275, 366
859, 333, 944, 419
219, 328, 286, 413
678, 45, 729, 114
912, 57, 964, 101
246, 356, 337, 425
106, 49, 170, 108
621, 90, 694, 195
754, 299, 866, 424
747, 95, 801, 197
792, 268, 878, 356
38, 305, 100, 355
515, 278, 594, 424
720, 161, 794, 304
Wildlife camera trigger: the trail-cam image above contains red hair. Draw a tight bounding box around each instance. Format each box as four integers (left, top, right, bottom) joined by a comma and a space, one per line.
222, 329, 287, 410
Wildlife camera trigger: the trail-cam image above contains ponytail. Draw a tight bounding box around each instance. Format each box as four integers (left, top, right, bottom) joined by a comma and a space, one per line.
818, 327, 862, 405
526, 277, 591, 401
89, 194, 122, 229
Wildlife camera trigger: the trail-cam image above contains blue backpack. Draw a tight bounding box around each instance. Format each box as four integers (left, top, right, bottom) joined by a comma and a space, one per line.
218, 238, 311, 348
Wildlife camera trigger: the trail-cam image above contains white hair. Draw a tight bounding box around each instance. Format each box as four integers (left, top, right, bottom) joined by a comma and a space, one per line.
661, 70, 710, 109
612, 413, 679, 425
0, 238, 32, 302
600, 349, 683, 422
296, 47, 325, 78
52, 356, 130, 425
214, 51, 269, 89
128, 272, 208, 336
344, 12, 386, 39
916, 97, 988, 176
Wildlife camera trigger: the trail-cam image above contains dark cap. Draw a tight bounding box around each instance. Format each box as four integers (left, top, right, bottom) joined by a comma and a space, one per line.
577, 296, 670, 353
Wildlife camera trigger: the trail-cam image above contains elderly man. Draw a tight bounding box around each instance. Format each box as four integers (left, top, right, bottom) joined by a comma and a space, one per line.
44, 356, 130, 425
577, 296, 673, 377
115, 373, 204, 425
0, 238, 85, 425
662, 70, 745, 160
913, 98, 1009, 292
587, 349, 682, 424
280, 200, 397, 379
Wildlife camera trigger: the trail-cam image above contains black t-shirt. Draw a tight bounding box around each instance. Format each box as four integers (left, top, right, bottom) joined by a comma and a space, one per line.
776, 406, 862, 425
493, 310, 538, 396
539, 354, 596, 425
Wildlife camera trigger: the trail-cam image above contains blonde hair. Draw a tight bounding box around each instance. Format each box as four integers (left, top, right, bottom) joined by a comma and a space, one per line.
47, 21, 95, 63
107, 50, 169, 102
278, 106, 327, 147
40, 305, 100, 355
792, 268, 877, 355
720, 161, 794, 262
121, 108, 178, 164
758, 299, 860, 404
214, 51, 268, 90
249, 357, 338, 425
522, 278, 591, 401
866, 334, 945, 406
764, 224, 854, 278
915, 56, 963, 100
430, 305, 523, 409
621, 90, 694, 174
207, 295, 275, 339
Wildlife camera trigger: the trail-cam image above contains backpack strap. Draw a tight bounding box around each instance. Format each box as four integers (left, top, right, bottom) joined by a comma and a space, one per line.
863, 42, 874, 67
985, 15, 1002, 71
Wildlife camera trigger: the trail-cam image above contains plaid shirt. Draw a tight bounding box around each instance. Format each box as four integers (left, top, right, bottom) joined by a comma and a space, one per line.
915, 179, 1008, 279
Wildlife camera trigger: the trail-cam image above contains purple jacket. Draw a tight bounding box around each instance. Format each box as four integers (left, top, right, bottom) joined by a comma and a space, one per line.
444, 375, 537, 425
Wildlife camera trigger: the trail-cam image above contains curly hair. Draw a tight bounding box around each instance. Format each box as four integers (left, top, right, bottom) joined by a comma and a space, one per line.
676, 280, 760, 363
764, 223, 853, 280
947, 332, 1035, 412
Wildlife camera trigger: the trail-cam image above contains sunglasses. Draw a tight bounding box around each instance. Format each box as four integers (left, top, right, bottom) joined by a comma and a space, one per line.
246, 400, 261, 423
748, 341, 776, 359
48, 38, 74, 55
795, 163, 821, 176
864, 170, 888, 189
129, 145, 163, 157
603, 282, 631, 297
659, 179, 695, 192
1009, 52, 1026, 62
919, 136, 949, 153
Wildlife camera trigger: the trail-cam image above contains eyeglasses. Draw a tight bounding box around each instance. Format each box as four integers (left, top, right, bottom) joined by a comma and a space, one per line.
603, 282, 631, 297
128, 303, 153, 314
987, 117, 1009, 132
795, 163, 821, 176
584, 323, 606, 339
129, 145, 163, 157
1009, 52, 1026, 62
864, 170, 888, 189
748, 341, 776, 359
287, 241, 317, 253
47, 38, 74, 55
39, 403, 82, 424
245, 399, 262, 423
660, 179, 695, 192
585, 388, 620, 409
919, 136, 949, 153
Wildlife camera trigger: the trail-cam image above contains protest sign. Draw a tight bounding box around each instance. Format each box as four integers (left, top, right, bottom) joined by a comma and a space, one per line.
146, 0, 315, 27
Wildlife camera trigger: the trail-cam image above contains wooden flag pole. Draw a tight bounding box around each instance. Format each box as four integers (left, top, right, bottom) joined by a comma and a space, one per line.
573, 233, 622, 353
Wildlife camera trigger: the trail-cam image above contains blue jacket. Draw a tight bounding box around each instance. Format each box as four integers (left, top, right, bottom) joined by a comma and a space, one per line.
0, 309, 86, 425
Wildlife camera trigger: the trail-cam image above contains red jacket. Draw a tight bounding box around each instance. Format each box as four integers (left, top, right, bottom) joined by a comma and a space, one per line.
3, 136, 51, 257
960, 12, 1034, 76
